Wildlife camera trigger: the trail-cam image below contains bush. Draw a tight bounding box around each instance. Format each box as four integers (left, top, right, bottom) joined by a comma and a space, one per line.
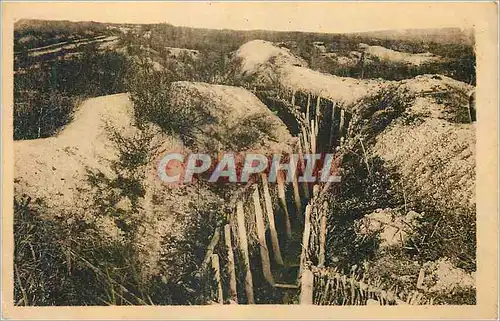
325, 155, 398, 269
125, 63, 208, 145
13, 90, 74, 140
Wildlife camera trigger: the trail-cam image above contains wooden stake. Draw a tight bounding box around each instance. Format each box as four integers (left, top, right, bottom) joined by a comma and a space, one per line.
315, 96, 321, 131
301, 125, 310, 153
252, 185, 274, 285
300, 268, 314, 305
201, 228, 220, 271
310, 119, 316, 154
211, 254, 224, 304
291, 170, 302, 218
224, 224, 238, 303
416, 267, 425, 290
297, 134, 310, 199
318, 203, 327, 267
260, 173, 284, 265
236, 201, 255, 304
277, 171, 292, 238
306, 94, 311, 123
299, 205, 312, 277
339, 109, 345, 146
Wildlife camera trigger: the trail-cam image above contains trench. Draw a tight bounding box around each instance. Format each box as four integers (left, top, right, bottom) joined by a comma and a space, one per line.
237, 87, 353, 304
199, 85, 360, 305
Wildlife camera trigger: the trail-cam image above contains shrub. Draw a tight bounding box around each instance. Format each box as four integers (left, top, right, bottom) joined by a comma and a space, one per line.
13, 196, 146, 306
13, 90, 74, 140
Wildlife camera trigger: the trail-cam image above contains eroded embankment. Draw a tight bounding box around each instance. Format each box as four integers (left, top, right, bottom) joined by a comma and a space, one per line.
233, 39, 476, 304
325, 76, 475, 304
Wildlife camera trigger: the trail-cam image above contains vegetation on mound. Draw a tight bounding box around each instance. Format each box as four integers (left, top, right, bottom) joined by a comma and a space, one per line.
322, 84, 475, 304
14, 195, 145, 305
14, 193, 224, 305
14, 45, 129, 140
325, 148, 475, 304
291, 38, 475, 84
14, 122, 226, 305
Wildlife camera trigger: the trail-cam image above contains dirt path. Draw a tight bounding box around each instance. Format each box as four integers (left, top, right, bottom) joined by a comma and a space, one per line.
17, 35, 119, 57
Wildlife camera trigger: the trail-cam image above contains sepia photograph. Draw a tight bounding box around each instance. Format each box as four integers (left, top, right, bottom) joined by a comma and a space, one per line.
1, 1, 498, 319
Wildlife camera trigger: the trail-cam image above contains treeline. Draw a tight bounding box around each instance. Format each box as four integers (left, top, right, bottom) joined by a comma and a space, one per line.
142, 23, 331, 53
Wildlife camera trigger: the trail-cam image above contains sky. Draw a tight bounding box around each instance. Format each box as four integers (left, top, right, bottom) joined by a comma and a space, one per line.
4, 2, 483, 34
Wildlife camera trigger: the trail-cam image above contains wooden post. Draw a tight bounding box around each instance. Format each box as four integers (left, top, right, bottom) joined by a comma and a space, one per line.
339, 109, 345, 146
310, 119, 316, 154
260, 173, 284, 265
306, 94, 311, 123
318, 202, 327, 267
201, 228, 220, 271
277, 171, 292, 238
300, 268, 314, 304
309, 120, 314, 154
224, 224, 238, 303
236, 201, 255, 304
297, 134, 310, 199
416, 267, 425, 291
298, 132, 304, 155
291, 171, 302, 219
301, 125, 310, 153
314, 119, 318, 151
315, 96, 321, 131
252, 185, 274, 285
299, 205, 312, 277
211, 254, 224, 304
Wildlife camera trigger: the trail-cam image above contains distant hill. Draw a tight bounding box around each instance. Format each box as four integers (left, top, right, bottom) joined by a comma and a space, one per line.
354, 28, 474, 46
14, 19, 109, 34
14, 19, 115, 51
